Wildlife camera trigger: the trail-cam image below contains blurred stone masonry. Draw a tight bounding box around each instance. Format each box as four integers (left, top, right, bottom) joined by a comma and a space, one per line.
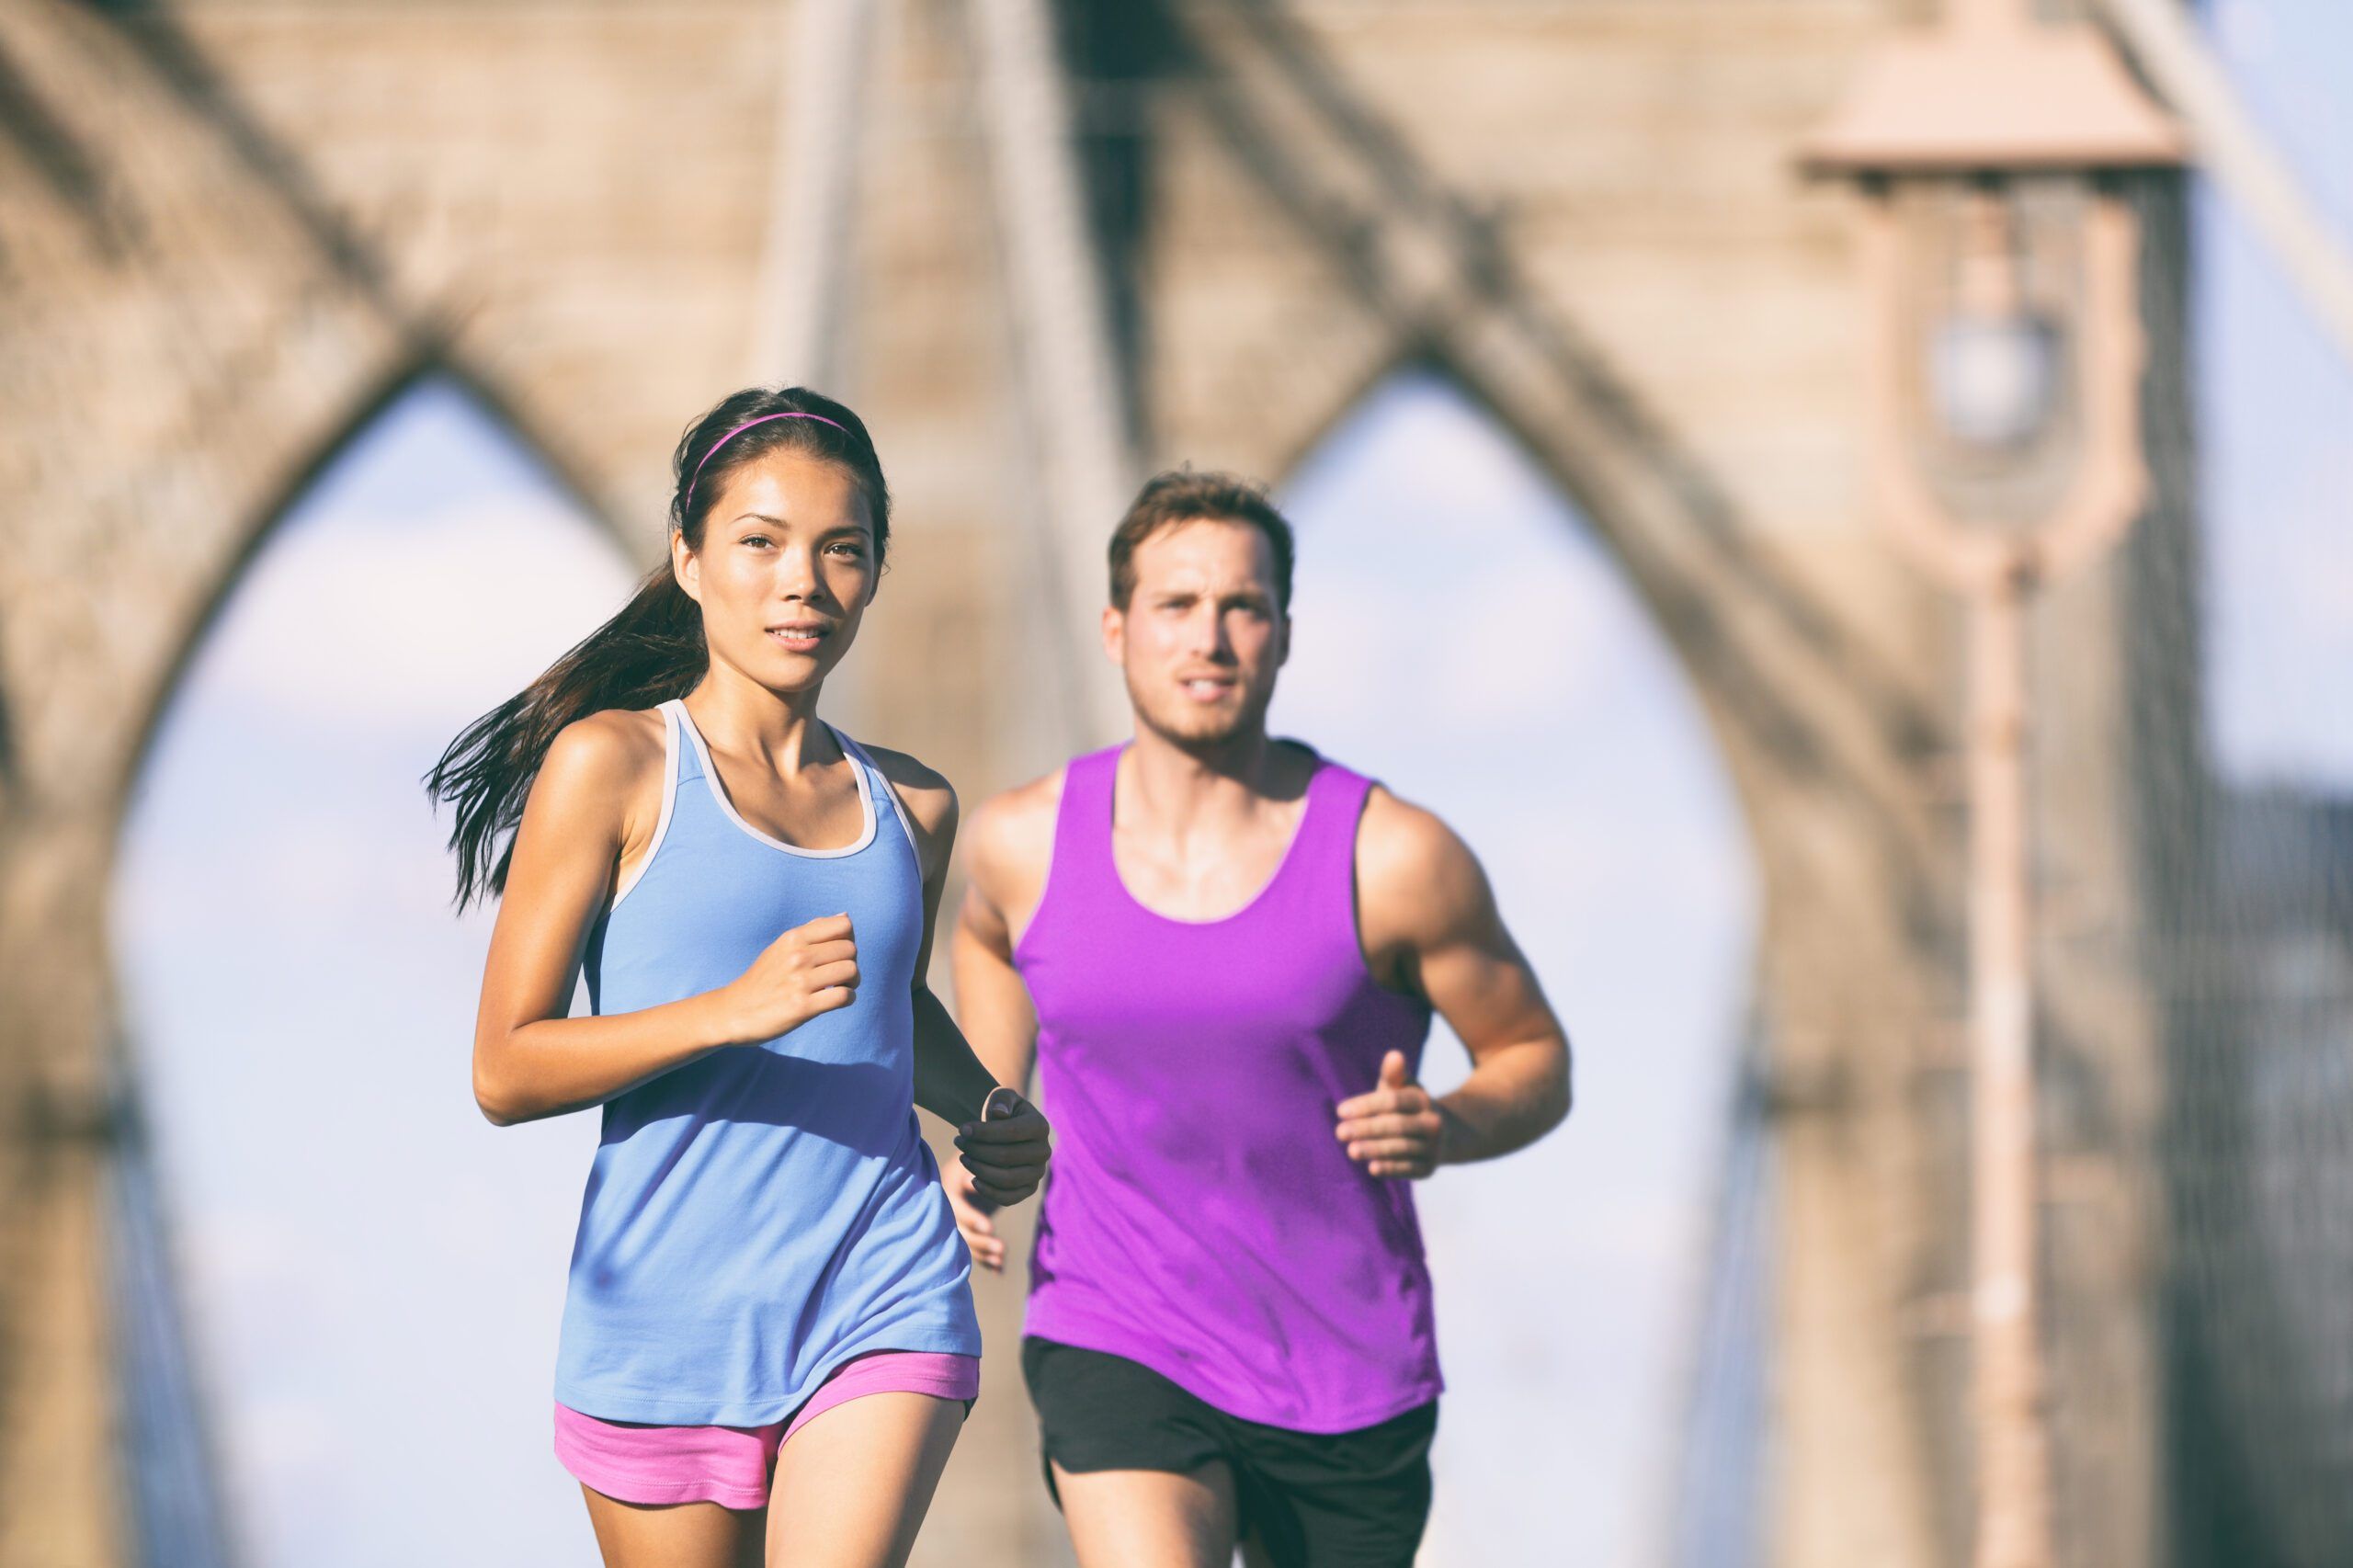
4, 1, 2332, 1564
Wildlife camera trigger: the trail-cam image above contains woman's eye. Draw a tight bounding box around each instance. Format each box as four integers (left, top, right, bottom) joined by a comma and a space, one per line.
742, 535, 774, 550
826, 542, 866, 559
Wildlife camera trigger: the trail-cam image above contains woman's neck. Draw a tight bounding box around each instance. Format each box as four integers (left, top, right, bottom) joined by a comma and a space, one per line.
684, 664, 835, 773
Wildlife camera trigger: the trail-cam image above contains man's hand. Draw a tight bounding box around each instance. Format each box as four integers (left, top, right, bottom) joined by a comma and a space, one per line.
1336, 1051, 1449, 1179
944, 1160, 1006, 1272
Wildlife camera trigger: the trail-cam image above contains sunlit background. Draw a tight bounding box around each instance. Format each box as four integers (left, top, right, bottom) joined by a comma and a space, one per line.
80, 1, 2353, 1565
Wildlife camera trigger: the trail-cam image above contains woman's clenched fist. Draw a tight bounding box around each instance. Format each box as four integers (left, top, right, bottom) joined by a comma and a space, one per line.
717, 913, 859, 1043
952, 1087, 1051, 1208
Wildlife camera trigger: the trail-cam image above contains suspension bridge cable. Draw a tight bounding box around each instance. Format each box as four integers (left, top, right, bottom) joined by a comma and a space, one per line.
2097, 0, 2353, 368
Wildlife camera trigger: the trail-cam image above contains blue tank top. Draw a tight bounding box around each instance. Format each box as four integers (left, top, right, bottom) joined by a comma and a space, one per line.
554, 699, 980, 1426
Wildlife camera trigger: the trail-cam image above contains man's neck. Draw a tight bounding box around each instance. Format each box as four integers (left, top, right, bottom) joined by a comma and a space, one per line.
1120, 722, 1301, 836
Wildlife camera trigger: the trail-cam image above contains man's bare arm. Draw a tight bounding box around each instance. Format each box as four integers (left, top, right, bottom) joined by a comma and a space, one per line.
860, 745, 1050, 1207
949, 774, 1062, 1095
1336, 788, 1572, 1176
942, 772, 1063, 1265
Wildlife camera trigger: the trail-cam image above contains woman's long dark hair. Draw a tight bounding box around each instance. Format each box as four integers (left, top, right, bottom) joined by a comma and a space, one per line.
426, 385, 892, 909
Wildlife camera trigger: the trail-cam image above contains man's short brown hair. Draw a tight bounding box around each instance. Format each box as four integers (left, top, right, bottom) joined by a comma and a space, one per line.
1108, 470, 1297, 613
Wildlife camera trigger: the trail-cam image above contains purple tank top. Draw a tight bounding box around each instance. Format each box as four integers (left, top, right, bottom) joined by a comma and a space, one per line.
1013, 744, 1444, 1432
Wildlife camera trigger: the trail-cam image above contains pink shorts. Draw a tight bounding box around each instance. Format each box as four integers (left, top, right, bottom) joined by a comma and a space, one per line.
554, 1350, 981, 1509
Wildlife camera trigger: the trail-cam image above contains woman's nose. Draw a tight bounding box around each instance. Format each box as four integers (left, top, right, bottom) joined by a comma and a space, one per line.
778, 544, 822, 599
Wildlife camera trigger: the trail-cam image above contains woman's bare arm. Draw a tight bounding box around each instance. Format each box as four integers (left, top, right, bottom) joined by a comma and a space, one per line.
470, 712, 856, 1125
864, 745, 1051, 1207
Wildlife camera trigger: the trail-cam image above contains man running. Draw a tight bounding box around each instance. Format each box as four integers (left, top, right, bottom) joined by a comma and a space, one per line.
949, 470, 1573, 1568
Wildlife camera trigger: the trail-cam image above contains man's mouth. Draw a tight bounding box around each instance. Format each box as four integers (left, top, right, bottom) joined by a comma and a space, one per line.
1179, 676, 1236, 702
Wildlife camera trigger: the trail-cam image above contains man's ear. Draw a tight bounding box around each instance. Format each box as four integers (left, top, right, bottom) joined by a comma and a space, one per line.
1277, 611, 1291, 668
669, 529, 702, 605
1100, 603, 1125, 665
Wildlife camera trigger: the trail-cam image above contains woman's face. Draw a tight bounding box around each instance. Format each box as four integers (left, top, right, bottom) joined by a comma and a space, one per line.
673, 449, 878, 698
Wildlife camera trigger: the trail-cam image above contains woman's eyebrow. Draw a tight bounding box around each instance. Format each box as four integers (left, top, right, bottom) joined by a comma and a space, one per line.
727, 514, 870, 537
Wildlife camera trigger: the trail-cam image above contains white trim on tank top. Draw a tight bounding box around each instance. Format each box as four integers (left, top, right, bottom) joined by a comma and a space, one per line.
835, 733, 923, 864
608, 701, 681, 913
665, 698, 877, 858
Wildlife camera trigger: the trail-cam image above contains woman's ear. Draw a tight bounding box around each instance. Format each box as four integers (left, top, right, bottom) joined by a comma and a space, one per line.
669, 528, 702, 606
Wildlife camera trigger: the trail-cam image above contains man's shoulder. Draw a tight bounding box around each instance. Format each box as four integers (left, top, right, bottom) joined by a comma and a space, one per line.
965, 763, 1072, 880
1352, 778, 1481, 904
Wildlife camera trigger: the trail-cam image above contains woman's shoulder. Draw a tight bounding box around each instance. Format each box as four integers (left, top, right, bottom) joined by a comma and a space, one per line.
848, 739, 956, 841
848, 738, 949, 794
537, 707, 668, 802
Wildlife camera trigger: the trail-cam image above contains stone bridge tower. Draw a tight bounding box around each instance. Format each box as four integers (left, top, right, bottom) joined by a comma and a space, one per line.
0, 3, 2198, 1564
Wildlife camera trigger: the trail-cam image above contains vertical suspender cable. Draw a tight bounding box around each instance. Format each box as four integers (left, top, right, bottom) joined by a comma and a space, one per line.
747, 0, 878, 389
970, 0, 1138, 747
2098, 0, 2353, 368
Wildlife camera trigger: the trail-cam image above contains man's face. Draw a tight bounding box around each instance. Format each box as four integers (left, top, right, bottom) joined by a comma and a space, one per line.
1104, 517, 1289, 748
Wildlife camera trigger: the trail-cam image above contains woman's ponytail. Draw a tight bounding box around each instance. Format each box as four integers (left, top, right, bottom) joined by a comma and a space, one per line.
425, 565, 704, 908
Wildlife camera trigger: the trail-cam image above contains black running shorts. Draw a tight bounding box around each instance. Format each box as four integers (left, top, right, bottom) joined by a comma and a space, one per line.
1021, 1336, 1438, 1568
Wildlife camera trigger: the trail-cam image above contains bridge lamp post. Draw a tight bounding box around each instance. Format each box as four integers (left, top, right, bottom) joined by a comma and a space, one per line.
1803, 3, 2184, 1566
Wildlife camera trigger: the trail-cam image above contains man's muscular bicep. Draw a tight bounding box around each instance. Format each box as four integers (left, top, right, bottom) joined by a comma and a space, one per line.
1356, 789, 1478, 986
1357, 789, 1560, 1056
956, 874, 1017, 959
1418, 913, 1560, 1067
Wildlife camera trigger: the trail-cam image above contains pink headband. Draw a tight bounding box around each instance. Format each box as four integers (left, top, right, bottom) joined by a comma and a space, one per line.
683, 411, 851, 517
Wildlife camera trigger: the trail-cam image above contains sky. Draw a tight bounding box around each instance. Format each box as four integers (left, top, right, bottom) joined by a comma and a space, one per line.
2199, 0, 2353, 788
108, 5, 2353, 1565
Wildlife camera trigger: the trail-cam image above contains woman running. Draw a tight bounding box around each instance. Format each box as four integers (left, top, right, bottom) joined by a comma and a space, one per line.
428, 386, 1051, 1568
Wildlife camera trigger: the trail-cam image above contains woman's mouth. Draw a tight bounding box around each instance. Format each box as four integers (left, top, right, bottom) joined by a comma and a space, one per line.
767, 623, 831, 653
